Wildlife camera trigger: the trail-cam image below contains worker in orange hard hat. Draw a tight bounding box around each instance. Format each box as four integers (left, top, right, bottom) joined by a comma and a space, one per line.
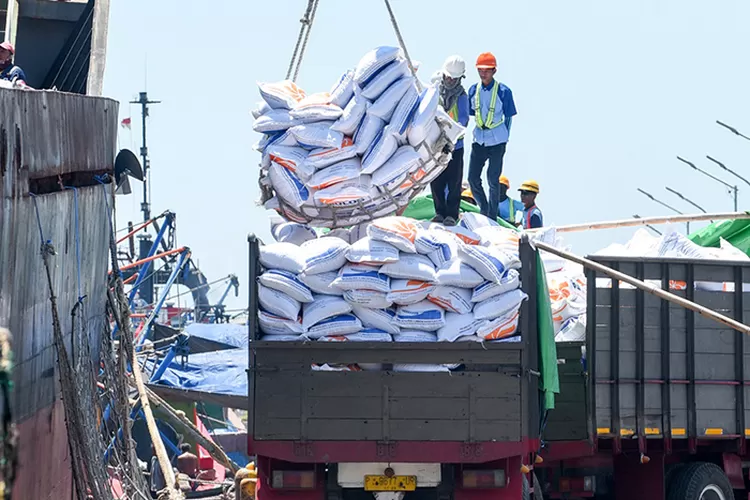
430, 55, 470, 226
497, 175, 522, 226
460, 180, 477, 206
519, 180, 543, 229
467, 52, 517, 223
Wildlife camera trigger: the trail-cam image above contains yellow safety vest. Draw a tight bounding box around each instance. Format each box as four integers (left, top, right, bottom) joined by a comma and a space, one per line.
474, 81, 503, 130
448, 101, 465, 141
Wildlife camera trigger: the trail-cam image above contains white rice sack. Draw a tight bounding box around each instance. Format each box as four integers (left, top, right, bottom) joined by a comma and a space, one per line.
393, 331, 438, 342
407, 84, 439, 146
380, 253, 437, 282
414, 120, 442, 159
367, 216, 419, 253
435, 107, 467, 144
302, 295, 352, 329
272, 222, 317, 245
305, 138, 358, 170
474, 226, 520, 256
259, 285, 301, 321
393, 364, 450, 372
439, 225, 482, 245
395, 300, 446, 331
262, 334, 309, 342
367, 77, 413, 120
308, 158, 361, 190
352, 306, 400, 334
289, 122, 343, 149
298, 271, 342, 296
266, 145, 313, 180
349, 222, 371, 243
318, 329, 393, 343
460, 212, 499, 232
329, 70, 355, 108
361, 126, 400, 175
437, 313, 483, 342
307, 313, 362, 339
472, 269, 520, 302
346, 237, 400, 264
259, 310, 305, 335
361, 59, 410, 101
290, 92, 343, 123
258, 80, 306, 110
387, 279, 436, 305
459, 244, 518, 283
427, 286, 472, 314
313, 178, 372, 207
332, 264, 391, 292
300, 237, 349, 274
259, 270, 314, 303
415, 228, 460, 266
354, 46, 402, 86
474, 288, 529, 321
435, 259, 484, 288
343, 289, 392, 309
331, 90, 368, 135
372, 145, 422, 187
251, 101, 272, 119
253, 109, 300, 133
267, 129, 300, 148
269, 163, 310, 208
389, 83, 421, 137
354, 113, 386, 155
477, 309, 521, 341
259, 242, 305, 273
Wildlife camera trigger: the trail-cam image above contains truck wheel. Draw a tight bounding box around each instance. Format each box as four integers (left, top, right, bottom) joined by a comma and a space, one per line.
667, 462, 734, 500
522, 473, 543, 500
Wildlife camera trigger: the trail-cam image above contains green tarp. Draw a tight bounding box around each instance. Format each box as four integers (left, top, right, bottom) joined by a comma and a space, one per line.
403, 195, 560, 410
688, 216, 750, 255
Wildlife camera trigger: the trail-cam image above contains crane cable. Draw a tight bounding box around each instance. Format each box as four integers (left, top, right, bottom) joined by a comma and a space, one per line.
285, 0, 320, 82
383, 0, 422, 92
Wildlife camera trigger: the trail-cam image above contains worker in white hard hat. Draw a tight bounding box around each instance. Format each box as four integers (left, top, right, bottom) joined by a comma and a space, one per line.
430, 55, 469, 227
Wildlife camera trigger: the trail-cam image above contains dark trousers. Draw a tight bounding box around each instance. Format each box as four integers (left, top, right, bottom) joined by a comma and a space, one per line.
430, 148, 464, 219
468, 142, 507, 221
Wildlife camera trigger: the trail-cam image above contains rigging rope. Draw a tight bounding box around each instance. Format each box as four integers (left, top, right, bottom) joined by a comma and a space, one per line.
285, 0, 316, 81
292, 0, 320, 82
383, 0, 422, 92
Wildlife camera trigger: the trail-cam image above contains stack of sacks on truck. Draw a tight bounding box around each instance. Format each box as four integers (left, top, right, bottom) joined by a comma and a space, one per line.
544, 228, 750, 342
257, 215, 528, 372
252, 46, 465, 229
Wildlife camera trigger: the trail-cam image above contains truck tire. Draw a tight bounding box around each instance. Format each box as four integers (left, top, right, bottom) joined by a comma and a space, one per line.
667, 462, 734, 500
522, 473, 543, 500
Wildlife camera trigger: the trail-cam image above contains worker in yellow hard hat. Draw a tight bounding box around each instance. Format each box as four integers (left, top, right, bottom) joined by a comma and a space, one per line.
460, 180, 476, 206
467, 52, 518, 222
518, 180, 543, 229
497, 175, 522, 226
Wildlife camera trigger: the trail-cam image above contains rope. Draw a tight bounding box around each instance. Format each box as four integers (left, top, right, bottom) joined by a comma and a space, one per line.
383, 0, 422, 92
291, 0, 320, 82
285, 0, 316, 81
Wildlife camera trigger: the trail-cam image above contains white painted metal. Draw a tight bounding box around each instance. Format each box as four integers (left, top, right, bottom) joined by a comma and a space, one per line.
337, 462, 441, 488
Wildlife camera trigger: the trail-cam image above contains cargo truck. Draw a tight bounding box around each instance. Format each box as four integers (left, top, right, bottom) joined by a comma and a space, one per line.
246, 233, 750, 499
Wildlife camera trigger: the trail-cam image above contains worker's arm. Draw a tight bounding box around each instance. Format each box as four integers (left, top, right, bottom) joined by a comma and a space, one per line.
529, 213, 543, 229
457, 93, 470, 127
506, 116, 513, 134
467, 84, 476, 117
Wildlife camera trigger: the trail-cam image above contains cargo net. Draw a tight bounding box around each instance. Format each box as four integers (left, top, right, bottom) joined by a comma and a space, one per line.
253, 46, 466, 229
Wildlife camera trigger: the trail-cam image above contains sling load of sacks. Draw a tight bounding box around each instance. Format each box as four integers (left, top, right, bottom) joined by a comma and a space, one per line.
257, 214, 528, 371
252, 46, 465, 229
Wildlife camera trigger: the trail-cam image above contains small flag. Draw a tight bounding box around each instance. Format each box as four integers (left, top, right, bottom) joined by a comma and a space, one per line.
120, 117, 132, 129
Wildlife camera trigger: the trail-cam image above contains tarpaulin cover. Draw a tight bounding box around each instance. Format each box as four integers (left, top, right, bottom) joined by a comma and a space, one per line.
184, 323, 248, 349
150, 348, 248, 398
403, 194, 559, 410
689, 216, 750, 255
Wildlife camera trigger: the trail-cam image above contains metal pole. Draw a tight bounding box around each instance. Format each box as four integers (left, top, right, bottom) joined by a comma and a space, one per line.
677, 156, 736, 211
637, 188, 688, 233
130, 92, 161, 223
716, 120, 750, 143
735, 185, 739, 212
706, 155, 750, 188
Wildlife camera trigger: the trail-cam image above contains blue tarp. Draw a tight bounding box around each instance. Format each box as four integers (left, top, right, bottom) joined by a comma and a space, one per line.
184, 323, 248, 350
150, 348, 248, 397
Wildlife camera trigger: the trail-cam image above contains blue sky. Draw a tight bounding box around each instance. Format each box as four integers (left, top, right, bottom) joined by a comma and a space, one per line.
102, 0, 750, 310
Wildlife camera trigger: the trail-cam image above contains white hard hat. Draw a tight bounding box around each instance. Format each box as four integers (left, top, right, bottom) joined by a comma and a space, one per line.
442, 55, 466, 78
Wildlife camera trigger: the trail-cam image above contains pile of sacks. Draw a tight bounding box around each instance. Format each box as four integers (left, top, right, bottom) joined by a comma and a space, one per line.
252, 46, 465, 229
257, 214, 529, 372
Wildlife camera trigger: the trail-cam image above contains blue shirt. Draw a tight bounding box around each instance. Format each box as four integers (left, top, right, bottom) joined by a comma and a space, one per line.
498, 197, 522, 225
468, 80, 517, 147
453, 92, 470, 150
0, 65, 26, 83
522, 205, 543, 229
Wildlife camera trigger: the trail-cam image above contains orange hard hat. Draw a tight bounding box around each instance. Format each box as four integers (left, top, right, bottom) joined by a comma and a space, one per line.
499, 175, 510, 188
476, 52, 497, 69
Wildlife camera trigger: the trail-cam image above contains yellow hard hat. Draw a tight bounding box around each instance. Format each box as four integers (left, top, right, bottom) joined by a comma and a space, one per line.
461, 188, 474, 200
499, 175, 510, 188
518, 180, 540, 194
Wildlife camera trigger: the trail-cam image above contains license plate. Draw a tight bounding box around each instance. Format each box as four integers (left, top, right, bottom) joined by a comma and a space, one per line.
364, 475, 417, 491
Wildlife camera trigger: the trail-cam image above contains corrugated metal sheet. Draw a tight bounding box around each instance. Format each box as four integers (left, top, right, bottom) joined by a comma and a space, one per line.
0, 88, 118, 499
